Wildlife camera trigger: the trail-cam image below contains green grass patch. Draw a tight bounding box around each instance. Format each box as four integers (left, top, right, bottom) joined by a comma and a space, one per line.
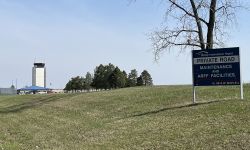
0, 85, 249, 149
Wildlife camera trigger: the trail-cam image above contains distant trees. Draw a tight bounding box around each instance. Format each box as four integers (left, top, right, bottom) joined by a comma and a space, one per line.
108, 67, 127, 89
92, 63, 115, 90
136, 70, 153, 86
127, 69, 138, 87
83, 72, 93, 91
64, 73, 93, 92
64, 63, 153, 92
136, 76, 144, 86
64, 76, 83, 92
141, 70, 153, 86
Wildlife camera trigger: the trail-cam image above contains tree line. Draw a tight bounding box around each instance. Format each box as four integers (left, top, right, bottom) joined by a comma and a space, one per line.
64, 63, 153, 91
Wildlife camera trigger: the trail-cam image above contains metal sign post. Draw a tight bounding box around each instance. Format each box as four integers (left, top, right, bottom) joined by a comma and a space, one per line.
240, 48, 244, 100
192, 47, 243, 102
241, 83, 244, 100
192, 50, 196, 104
193, 86, 196, 104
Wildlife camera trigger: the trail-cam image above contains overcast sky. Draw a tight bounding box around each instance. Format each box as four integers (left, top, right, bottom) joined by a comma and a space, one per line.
0, 0, 249, 89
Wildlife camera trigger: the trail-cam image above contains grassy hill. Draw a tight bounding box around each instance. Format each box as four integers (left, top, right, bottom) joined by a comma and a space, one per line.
0, 85, 250, 150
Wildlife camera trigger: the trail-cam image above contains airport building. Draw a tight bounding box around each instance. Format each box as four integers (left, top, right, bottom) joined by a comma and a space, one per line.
32, 63, 46, 88
0, 87, 17, 95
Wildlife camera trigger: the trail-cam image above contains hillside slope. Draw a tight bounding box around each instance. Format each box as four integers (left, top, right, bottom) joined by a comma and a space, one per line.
0, 85, 249, 149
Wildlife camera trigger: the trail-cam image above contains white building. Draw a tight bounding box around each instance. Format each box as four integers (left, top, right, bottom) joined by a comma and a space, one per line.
32, 63, 46, 87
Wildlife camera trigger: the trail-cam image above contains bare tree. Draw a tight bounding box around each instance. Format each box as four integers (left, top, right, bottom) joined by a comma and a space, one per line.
138, 0, 243, 60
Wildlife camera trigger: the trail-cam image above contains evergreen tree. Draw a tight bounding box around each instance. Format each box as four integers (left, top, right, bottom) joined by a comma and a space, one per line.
64, 76, 84, 91
64, 80, 72, 91
103, 63, 115, 89
136, 76, 144, 86
84, 72, 93, 91
127, 69, 138, 87
72, 76, 83, 91
122, 70, 128, 87
141, 70, 153, 86
108, 67, 126, 89
92, 63, 115, 90
92, 64, 105, 89
79, 77, 85, 91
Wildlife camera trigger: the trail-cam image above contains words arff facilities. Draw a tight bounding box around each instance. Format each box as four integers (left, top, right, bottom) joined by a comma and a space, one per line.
192, 47, 243, 103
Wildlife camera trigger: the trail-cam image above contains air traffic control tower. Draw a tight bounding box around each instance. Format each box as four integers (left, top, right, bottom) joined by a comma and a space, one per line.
32, 63, 46, 88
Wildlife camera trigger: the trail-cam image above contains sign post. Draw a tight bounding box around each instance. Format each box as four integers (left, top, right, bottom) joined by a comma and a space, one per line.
193, 86, 196, 104
192, 47, 243, 103
240, 49, 244, 100
192, 52, 196, 103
